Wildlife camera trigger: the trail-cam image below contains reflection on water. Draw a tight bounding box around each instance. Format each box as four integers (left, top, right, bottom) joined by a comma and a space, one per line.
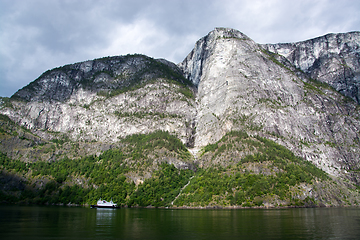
96, 208, 116, 224
1, 206, 360, 240
94, 209, 116, 238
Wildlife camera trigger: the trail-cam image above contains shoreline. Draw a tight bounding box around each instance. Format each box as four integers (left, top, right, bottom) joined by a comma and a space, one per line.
2, 202, 359, 209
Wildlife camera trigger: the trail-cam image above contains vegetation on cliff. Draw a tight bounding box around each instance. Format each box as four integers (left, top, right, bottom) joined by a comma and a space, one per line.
1, 127, 358, 207
0, 126, 195, 206
175, 131, 336, 207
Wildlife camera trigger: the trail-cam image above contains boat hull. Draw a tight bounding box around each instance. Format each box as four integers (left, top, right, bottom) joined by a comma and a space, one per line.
90, 205, 120, 209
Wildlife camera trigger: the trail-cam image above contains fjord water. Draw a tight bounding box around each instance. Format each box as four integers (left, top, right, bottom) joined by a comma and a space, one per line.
1, 206, 360, 240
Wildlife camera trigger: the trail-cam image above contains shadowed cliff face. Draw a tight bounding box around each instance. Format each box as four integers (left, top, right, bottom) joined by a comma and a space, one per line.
263, 32, 360, 104
179, 28, 360, 181
1, 28, 360, 184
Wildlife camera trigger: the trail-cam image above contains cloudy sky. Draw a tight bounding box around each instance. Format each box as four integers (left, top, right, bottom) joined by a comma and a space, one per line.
1, 0, 359, 97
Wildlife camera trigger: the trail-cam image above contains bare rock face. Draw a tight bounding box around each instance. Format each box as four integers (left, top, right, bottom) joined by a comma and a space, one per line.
179, 28, 360, 182
263, 32, 360, 104
4, 82, 195, 144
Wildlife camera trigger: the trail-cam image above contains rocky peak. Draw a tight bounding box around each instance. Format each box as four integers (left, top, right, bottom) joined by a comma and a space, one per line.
210, 27, 252, 40
179, 28, 360, 182
178, 28, 256, 86
263, 31, 360, 104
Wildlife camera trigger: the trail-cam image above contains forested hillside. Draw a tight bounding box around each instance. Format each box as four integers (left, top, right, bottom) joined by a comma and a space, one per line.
1, 119, 358, 207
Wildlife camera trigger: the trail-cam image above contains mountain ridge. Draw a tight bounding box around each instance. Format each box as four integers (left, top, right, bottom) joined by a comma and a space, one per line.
263, 31, 360, 104
11, 54, 193, 102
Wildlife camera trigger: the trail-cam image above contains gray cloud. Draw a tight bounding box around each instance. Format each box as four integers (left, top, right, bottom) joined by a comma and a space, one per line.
1, 0, 359, 97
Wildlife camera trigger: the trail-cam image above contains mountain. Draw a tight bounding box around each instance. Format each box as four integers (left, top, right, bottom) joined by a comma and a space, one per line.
6, 54, 196, 145
179, 28, 360, 180
0, 28, 360, 208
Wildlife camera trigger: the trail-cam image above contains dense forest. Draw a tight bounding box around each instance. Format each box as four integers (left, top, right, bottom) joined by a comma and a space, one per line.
2, 124, 353, 208
0, 150, 193, 207
0, 129, 194, 207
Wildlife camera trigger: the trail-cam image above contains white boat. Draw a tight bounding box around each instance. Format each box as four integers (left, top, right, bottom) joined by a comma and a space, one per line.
91, 198, 119, 208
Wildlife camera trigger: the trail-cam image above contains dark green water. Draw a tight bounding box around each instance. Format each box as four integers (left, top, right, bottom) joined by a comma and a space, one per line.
1, 206, 360, 240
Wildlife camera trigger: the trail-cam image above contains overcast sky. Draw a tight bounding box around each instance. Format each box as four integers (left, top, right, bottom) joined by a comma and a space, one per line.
1, 0, 359, 97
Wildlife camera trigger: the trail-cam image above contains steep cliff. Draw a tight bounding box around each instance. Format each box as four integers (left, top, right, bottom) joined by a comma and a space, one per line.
179, 28, 360, 183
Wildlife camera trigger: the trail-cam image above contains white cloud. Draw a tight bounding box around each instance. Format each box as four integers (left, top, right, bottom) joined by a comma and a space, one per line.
215, 0, 360, 43
94, 19, 168, 58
